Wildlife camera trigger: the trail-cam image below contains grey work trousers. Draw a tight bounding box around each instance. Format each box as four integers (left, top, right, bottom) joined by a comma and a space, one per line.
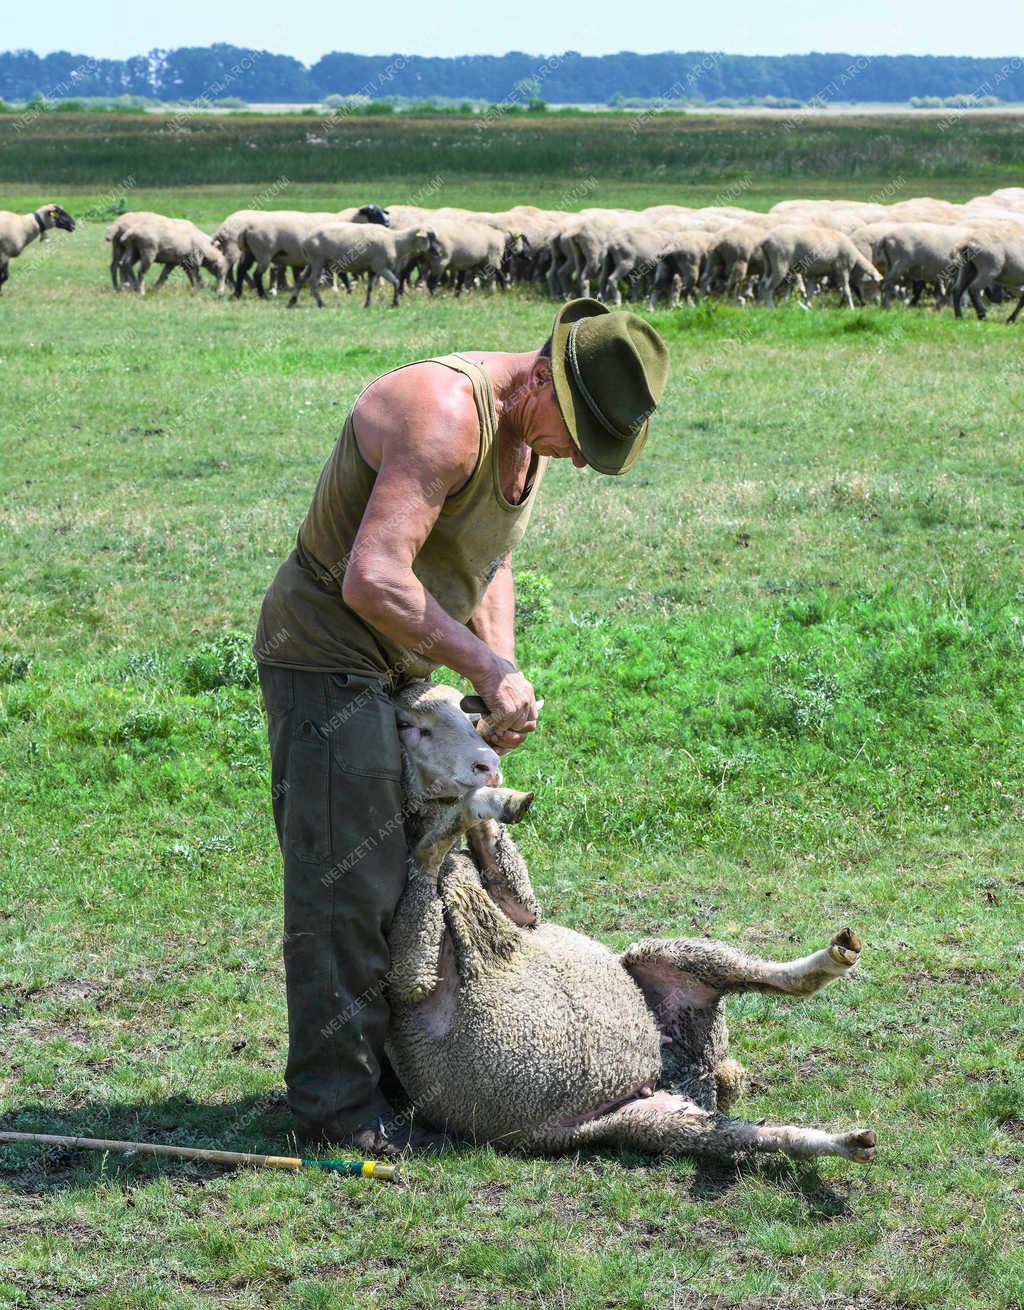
258, 664, 410, 1132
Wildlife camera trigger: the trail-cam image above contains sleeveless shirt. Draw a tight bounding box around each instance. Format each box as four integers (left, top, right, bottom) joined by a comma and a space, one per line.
253, 354, 548, 683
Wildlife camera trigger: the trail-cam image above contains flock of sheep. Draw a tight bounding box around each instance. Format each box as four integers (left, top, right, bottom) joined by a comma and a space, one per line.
4, 187, 1024, 317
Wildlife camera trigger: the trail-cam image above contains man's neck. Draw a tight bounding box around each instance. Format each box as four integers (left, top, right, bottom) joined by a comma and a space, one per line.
491, 351, 540, 451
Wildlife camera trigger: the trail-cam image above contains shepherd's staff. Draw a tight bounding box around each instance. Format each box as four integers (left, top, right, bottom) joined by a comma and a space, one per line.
0, 1131, 399, 1182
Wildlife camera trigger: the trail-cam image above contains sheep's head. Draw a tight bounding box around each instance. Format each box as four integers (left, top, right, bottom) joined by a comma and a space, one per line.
413, 227, 442, 257
45, 204, 76, 232
201, 244, 231, 279
394, 681, 501, 802
356, 204, 390, 227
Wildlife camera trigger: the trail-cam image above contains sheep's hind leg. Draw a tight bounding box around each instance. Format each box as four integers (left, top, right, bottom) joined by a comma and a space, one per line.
530, 1096, 877, 1164
622, 928, 861, 1005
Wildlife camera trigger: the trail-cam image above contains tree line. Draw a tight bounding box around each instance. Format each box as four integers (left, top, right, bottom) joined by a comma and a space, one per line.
1, 45, 1022, 106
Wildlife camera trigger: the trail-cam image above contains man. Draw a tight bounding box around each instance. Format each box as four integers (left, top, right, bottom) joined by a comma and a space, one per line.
253, 297, 669, 1157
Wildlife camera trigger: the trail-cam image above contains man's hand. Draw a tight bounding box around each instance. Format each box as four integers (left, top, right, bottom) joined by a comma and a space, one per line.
472, 657, 539, 754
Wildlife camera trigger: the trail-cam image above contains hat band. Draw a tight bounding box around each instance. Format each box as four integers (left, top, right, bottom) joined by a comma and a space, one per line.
565, 321, 636, 442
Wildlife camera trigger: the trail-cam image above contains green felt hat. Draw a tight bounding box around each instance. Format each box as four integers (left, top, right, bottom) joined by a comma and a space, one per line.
549, 298, 669, 475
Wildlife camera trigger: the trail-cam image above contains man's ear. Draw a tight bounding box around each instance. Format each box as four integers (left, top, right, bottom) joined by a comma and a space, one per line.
533, 357, 553, 389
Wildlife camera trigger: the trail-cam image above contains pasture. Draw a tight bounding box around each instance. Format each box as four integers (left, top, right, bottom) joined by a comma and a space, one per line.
1, 115, 1023, 1309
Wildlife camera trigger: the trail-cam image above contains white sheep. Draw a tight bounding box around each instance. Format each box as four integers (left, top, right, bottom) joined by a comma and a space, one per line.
213, 204, 388, 293
873, 223, 973, 308
287, 222, 438, 308
425, 218, 517, 294
385, 681, 878, 1165
232, 206, 389, 298
759, 224, 881, 309
0, 203, 75, 293
112, 214, 230, 295
952, 224, 1024, 322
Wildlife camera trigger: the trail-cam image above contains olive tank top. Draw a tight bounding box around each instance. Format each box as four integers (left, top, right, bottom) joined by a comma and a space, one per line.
253, 353, 548, 683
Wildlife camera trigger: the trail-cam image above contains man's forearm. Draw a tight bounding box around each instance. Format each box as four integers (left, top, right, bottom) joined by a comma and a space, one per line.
467, 561, 515, 664
343, 566, 498, 684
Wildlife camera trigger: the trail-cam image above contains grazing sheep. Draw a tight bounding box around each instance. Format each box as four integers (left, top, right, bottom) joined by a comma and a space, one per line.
288, 222, 438, 308
698, 222, 771, 301
600, 219, 690, 305
874, 223, 972, 308
0, 203, 75, 293
212, 204, 387, 288
426, 219, 517, 294
232, 207, 389, 298
759, 224, 881, 309
646, 230, 714, 308
952, 225, 1024, 322
384, 682, 878, 1165
112, 214, 230, 295
106, 211, 170, 290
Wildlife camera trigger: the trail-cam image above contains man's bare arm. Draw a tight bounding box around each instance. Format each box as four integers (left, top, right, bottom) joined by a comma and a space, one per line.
341, 365, 538, 744
467, 559, 515, 664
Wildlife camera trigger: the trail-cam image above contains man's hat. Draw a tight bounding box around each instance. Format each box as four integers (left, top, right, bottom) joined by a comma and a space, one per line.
549, 298, 669, 475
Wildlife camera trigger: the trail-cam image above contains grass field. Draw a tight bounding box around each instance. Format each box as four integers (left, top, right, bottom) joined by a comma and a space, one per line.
1, 134, 1023, 1309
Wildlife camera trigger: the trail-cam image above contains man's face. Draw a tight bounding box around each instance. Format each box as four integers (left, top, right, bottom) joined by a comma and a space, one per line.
524, 361, 588, 468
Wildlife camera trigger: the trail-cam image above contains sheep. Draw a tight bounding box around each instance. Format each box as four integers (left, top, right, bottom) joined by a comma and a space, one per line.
425, 219, 518, 295
600, 223, 667, 305
758, 224, 881, 309
873, 223, 973, 309
0, 203, 75, 293
699, 222, 772, 301
106, 211, 168, 290
646, 229, 714, 308
952, 225, 1024, 322
384, 681, 878, 1165
112, 214, 230, 295
231, 206, 389, 299
287, 222, 438, 308
212, 204, 387, 289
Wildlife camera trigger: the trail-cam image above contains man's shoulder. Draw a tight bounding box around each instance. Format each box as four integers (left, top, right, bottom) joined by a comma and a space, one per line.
359, 359, 475, 421
353, 360, 480, 481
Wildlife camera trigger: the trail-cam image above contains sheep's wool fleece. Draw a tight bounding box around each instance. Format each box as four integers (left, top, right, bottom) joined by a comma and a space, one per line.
387, 865, 662, 1143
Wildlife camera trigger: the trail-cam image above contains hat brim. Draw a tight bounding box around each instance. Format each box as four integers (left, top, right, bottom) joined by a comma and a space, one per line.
549, 298, 650, 476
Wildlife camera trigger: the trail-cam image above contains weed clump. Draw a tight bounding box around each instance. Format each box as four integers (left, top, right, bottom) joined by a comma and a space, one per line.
0, 653, 32, 683
180, 632, 256, 693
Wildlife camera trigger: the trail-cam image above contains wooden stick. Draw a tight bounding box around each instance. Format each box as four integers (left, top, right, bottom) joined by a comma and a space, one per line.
0, 1131, 399, 1181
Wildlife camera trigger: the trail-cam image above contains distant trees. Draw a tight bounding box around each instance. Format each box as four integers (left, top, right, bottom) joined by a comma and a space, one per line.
1, 47, 1022, 106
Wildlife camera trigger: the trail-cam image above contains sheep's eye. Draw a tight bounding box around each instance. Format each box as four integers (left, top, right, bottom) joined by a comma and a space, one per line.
397, 720, 415, 732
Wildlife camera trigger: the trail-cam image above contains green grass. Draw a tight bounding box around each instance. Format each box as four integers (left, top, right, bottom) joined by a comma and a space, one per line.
0, 175, 1023, 1310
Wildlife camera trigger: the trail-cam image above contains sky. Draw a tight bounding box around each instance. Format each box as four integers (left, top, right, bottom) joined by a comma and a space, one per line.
4, 0, 1023, 63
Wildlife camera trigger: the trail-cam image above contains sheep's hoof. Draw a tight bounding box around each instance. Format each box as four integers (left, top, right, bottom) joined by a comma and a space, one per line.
828, 927, 862, 967
501, 790, 534, 825
840, 1129, 877, 1163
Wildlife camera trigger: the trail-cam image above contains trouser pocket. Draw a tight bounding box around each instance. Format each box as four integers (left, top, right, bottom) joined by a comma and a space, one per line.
284, 717, 333, 864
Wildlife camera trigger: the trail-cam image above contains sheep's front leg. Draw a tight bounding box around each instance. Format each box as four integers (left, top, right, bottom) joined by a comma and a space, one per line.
387, 866, 446, 1006
411, 788, 533, 882
466, 819, 539, 927
379, 267, 402, 307
152, 263, 174, 291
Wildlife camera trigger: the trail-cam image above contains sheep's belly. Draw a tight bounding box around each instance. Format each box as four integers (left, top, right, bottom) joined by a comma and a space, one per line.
391, 924, 662, 1143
